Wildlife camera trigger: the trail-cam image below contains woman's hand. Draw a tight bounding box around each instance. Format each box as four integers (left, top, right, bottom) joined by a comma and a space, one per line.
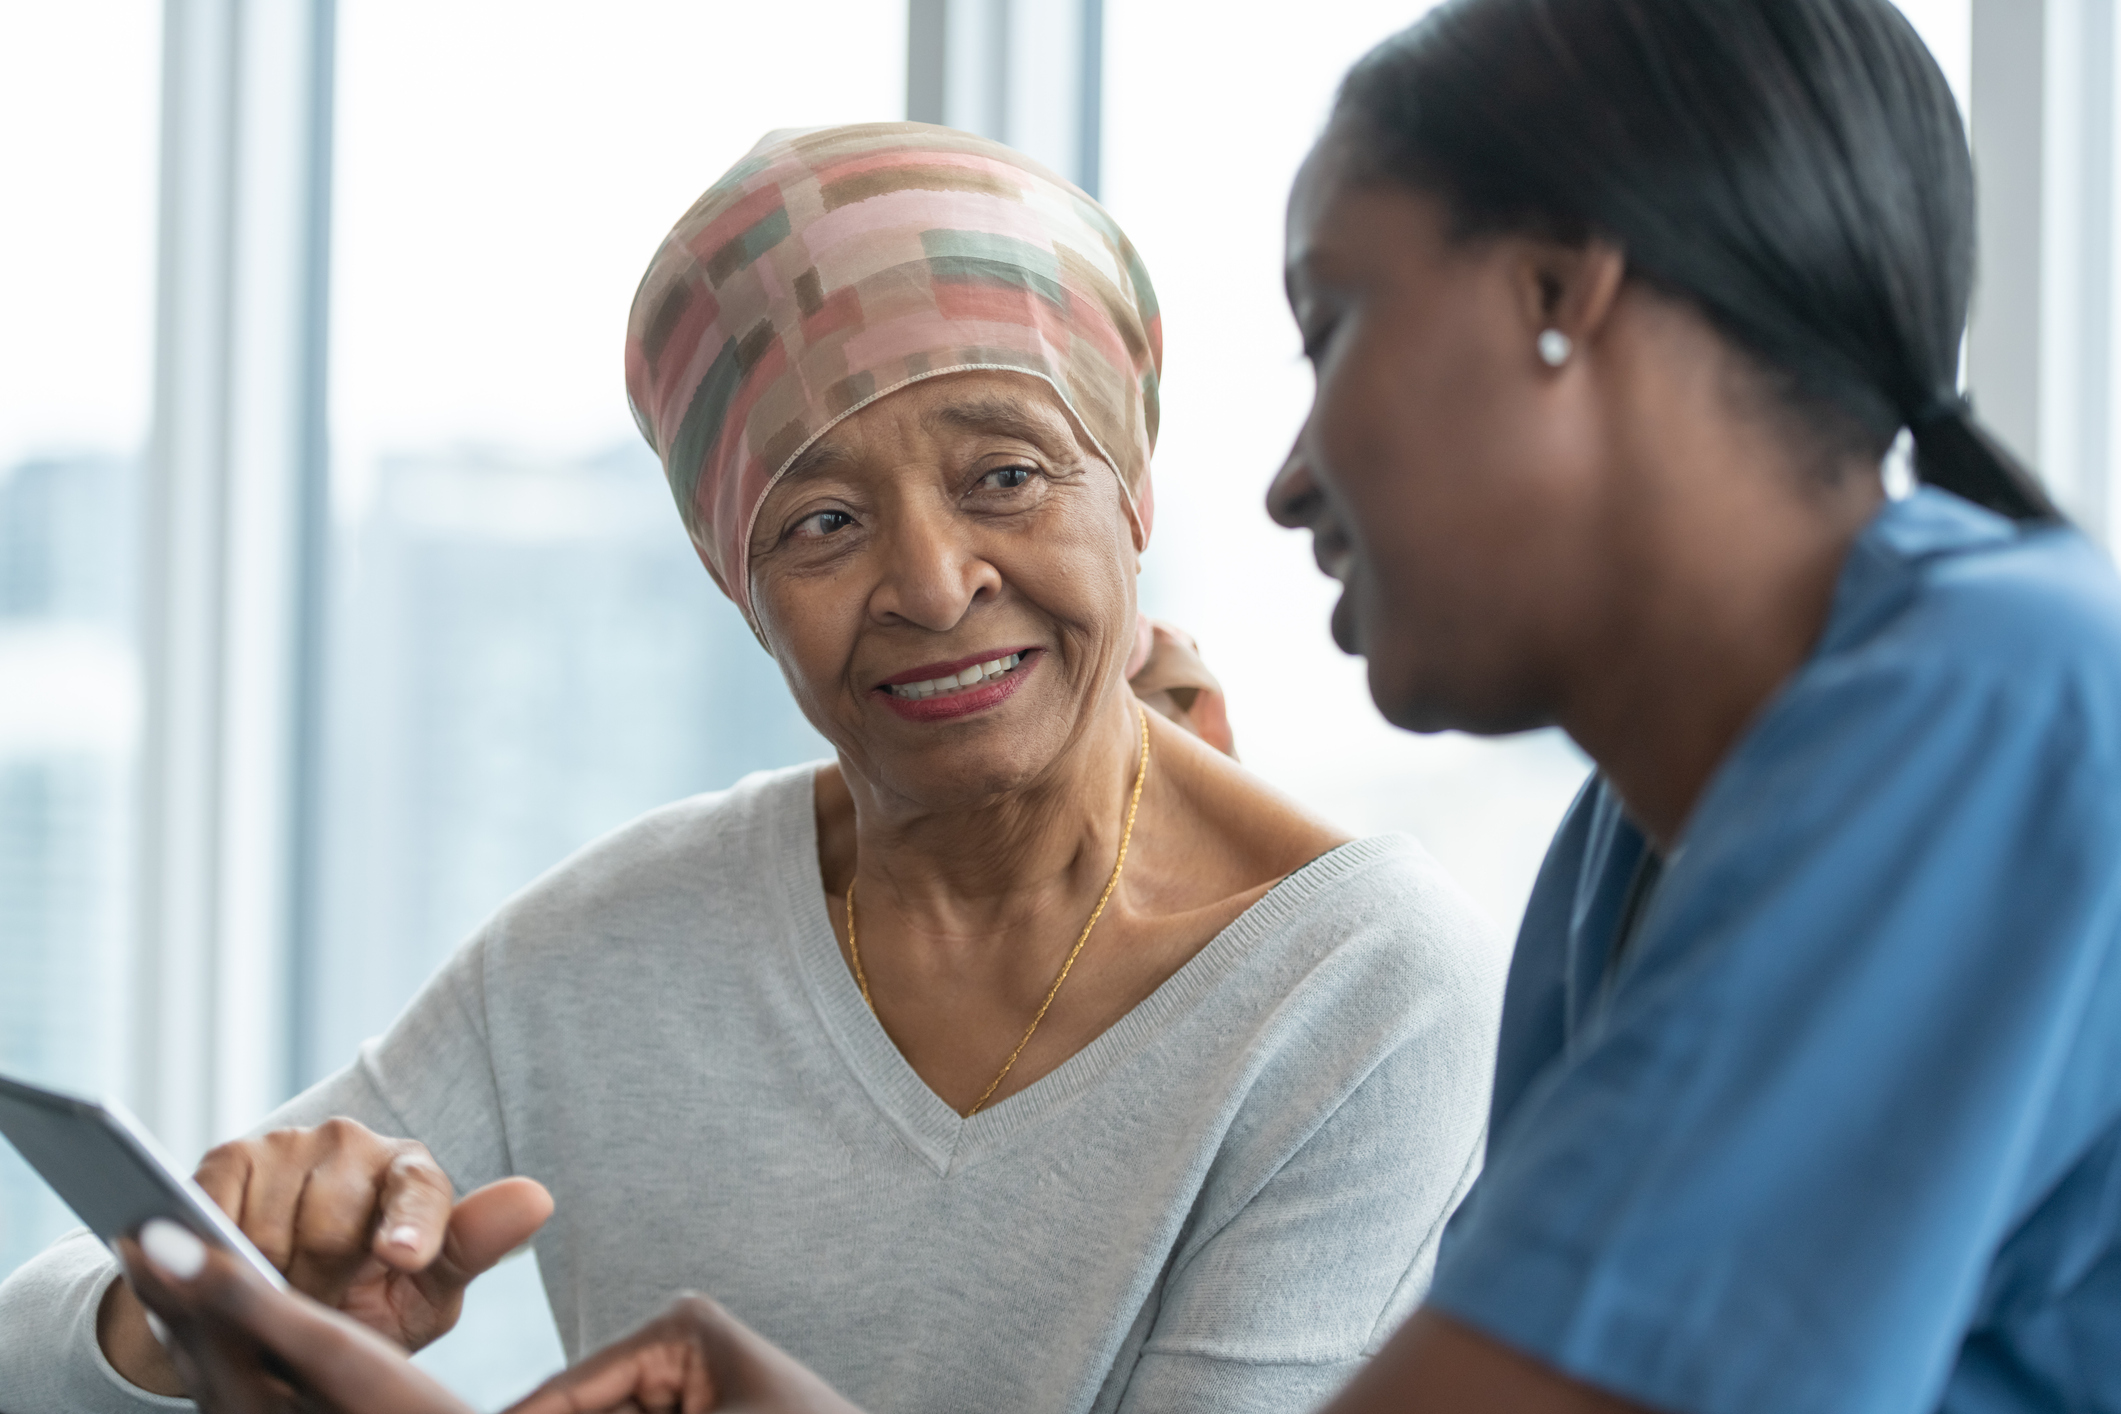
191, 1119, 554, 1347
116, 1220, 477, 1414
101, 1116, 553, 1394
507, 1296, 862, 1414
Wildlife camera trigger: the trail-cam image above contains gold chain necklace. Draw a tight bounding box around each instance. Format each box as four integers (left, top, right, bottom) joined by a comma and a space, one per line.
847, 706, 1150, 1117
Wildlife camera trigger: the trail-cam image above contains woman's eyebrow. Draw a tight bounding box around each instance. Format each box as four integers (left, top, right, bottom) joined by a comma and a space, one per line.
779, 437, 858, 487
925, 396, 1070, 450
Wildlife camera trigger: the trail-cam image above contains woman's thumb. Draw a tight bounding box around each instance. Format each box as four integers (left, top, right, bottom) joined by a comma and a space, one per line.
430, 1177, 553, 1288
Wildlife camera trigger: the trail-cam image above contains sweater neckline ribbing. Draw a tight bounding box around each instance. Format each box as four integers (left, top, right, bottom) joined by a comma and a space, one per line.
760, 762, 1402, 1174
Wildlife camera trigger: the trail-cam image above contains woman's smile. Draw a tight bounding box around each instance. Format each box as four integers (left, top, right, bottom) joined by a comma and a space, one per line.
874, 646, 1041, 721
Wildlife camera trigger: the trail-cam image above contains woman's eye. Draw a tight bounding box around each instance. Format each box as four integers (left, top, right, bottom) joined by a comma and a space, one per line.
982, 465, 1035, 491
791, 509, 855, 539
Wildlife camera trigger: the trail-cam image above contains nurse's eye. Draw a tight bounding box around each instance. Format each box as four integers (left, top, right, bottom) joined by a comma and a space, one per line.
1300, 316, 1340, 365
789, 509, 855, 540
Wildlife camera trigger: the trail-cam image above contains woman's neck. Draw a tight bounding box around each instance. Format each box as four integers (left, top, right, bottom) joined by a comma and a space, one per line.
815, 690, 1144, 950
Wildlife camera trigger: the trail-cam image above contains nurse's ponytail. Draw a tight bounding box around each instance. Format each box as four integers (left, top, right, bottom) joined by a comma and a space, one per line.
1333, 0, 2063, 522
1907, 397, 2058, 521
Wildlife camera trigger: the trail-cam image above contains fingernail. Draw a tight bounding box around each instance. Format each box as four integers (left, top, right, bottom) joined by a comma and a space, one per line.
143, 1310, 172, 1346
141, 1220, 208, 1280
387, 1224, 421, 1250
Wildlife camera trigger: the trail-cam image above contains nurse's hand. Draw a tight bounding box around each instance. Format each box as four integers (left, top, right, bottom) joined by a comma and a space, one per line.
100, 1116, 553, 1394
507, 1296, 863, 1414
116, 1221, 476, 1414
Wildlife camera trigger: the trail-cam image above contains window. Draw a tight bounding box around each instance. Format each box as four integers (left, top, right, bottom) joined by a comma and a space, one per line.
0, 2, 160, 1280
1104, 0, 1589, 926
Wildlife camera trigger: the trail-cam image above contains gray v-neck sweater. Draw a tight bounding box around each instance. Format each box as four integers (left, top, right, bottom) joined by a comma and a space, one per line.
0, 765, 1504, 1414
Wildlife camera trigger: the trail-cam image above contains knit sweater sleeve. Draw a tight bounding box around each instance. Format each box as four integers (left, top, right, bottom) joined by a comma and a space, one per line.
0, 931, 510, 1414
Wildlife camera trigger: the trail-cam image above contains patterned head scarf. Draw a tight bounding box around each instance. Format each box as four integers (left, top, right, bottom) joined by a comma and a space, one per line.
624, 121, 1163, 629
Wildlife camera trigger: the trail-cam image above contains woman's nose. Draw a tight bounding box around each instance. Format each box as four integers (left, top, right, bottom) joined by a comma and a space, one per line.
869, 511, 1001, 630
1267, 440, 1324, 529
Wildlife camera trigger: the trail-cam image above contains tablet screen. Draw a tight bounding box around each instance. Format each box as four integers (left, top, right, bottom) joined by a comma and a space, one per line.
0, 1072, 285, 1287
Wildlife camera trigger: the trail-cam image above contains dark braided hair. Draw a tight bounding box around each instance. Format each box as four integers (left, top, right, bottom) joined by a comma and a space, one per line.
1333, 0, 2060, 521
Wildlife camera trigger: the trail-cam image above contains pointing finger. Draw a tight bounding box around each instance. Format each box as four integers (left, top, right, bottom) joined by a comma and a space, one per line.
371, 1145, 456, 1272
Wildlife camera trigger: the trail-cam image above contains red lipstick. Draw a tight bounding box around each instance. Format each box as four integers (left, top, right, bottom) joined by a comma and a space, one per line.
878, 647, 1040, 688
874, 647, 1041, 722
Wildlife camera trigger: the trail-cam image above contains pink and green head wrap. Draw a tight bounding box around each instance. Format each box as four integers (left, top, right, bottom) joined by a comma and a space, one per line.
624, 121, 1164, 628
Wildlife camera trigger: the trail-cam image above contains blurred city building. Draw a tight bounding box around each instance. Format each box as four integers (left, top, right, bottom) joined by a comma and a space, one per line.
0, 453, 138, 1276
300, 442, 823, 1082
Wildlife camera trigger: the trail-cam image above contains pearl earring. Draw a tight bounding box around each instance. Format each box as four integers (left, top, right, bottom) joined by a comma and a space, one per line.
1537, 329, 1572, 367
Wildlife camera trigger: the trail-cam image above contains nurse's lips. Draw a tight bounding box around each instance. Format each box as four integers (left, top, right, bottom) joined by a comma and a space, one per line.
1331, 586, 1361, 654
1311, 523, 1358, 583
1311, 524, 1363, 652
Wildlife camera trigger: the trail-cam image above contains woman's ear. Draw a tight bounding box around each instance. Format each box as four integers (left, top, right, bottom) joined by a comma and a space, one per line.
1514, 239, 1627, 359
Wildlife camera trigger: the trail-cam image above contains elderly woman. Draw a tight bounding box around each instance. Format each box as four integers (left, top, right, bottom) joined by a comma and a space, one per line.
0, 124, 1501, 1414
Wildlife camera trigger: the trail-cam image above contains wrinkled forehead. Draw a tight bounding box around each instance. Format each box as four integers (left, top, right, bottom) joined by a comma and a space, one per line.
789, 372, 1097, 472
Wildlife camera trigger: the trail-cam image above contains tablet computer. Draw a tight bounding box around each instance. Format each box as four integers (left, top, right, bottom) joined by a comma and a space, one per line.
0, 1071, 286, 1288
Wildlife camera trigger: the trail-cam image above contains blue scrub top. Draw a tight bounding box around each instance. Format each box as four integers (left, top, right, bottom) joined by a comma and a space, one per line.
1429, 488, 2121, 1414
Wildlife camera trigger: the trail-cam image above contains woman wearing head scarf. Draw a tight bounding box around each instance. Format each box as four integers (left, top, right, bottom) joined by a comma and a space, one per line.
0, 124, 1503, 1414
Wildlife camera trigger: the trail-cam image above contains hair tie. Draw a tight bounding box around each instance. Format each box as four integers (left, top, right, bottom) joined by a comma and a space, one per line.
1908, 392, 1970, 435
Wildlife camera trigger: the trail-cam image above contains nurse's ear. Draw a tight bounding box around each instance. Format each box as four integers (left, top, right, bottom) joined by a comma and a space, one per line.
1508, 239, 1627, 372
